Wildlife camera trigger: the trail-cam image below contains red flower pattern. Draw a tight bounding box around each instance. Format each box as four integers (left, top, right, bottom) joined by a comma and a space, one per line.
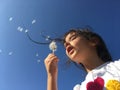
87, 77, 104, 90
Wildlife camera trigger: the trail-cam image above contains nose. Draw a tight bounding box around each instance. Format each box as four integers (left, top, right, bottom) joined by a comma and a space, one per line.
64, 42, 70, 48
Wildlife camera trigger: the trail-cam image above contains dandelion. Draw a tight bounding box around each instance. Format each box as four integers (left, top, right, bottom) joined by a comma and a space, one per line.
49, 41, 57, 54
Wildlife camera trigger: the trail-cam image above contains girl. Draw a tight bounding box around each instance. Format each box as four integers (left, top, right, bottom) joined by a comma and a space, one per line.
44, 27, 120, 90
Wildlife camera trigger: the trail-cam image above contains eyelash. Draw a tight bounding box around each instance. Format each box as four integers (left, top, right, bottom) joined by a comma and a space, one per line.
70, 35, 77, 41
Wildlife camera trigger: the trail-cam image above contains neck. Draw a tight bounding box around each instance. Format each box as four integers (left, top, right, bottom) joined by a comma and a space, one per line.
82, 58, 105, 73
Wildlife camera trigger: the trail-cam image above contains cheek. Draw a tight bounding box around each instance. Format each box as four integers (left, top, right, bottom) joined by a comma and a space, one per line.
72, 39, 83, 48
73, 39, 91, 53
65, 49, 68, 56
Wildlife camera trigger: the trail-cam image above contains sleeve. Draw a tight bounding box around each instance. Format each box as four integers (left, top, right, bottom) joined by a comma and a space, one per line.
114, 59, 120, 68
73, 84, 81, 90
112, 59, 120, 71
114, 59, 120, 72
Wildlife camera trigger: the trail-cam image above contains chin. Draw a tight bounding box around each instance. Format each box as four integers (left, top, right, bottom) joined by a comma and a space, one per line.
69, 53, 77, 61
71, 53, 81, 62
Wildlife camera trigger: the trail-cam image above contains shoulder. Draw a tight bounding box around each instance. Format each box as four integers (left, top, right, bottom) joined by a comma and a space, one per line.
91, 59, 120, 77
93, 59, 120, 72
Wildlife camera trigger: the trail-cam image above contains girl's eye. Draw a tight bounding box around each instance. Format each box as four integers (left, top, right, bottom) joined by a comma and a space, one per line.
70, 35, 77, 41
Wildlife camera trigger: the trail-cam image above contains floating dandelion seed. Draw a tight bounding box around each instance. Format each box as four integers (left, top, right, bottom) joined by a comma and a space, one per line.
19, 28, 23, 32
49, 41, 57, 54
17, 26, 23, 32
39, 32, 51, 41
8, 52, 13, 55
32, 20, 36, 24
45, 36, 50, 41
0, 49, 2, 53
36, 53, 39, 57
25, 29, 29, 33
9, 17, 13, 21
37, 59, 41, 63
17, 26, 21, 30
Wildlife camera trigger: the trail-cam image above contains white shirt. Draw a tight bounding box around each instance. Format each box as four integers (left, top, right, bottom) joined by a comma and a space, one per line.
73, 59, 120, 90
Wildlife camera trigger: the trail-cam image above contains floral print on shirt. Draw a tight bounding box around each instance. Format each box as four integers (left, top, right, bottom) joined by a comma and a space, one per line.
86, 77, 120, 90
87, 77, 104, 90
106, 80, 120, 90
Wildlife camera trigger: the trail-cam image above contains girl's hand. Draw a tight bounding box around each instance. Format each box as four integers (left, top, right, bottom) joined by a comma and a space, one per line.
44, 53, 59, 77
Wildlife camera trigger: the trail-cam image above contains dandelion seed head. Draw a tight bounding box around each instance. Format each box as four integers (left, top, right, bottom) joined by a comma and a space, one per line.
49, 41, 57, 53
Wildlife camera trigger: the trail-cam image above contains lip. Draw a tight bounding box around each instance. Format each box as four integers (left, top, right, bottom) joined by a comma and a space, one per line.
66, 46, 74, 55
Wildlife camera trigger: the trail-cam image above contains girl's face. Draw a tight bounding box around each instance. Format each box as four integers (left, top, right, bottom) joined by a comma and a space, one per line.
64, 32, 97, 63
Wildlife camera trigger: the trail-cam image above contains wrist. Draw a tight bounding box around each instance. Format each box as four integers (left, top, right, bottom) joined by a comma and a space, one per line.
48, 73, 57, 78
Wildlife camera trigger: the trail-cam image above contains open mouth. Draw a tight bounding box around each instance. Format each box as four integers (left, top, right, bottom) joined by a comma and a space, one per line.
67, 46, 74, 55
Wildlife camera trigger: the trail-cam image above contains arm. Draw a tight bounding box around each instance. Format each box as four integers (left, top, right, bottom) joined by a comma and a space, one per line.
44, 53, 59, 90
47, 74, 58, 90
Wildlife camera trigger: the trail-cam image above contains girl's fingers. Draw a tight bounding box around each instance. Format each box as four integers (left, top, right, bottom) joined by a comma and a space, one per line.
44, 53, 59, 65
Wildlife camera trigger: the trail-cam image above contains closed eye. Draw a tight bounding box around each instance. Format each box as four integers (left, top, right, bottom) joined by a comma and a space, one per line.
69, 35, 77, 41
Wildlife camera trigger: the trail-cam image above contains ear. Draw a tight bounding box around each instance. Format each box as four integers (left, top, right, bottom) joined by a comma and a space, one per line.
89, 37, 99, 47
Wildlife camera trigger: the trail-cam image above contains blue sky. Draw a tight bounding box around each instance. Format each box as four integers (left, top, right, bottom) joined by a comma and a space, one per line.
0, 0, 120, 90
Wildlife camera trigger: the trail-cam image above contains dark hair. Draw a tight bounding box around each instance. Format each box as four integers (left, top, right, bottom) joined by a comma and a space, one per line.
63, 27, 112, 64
